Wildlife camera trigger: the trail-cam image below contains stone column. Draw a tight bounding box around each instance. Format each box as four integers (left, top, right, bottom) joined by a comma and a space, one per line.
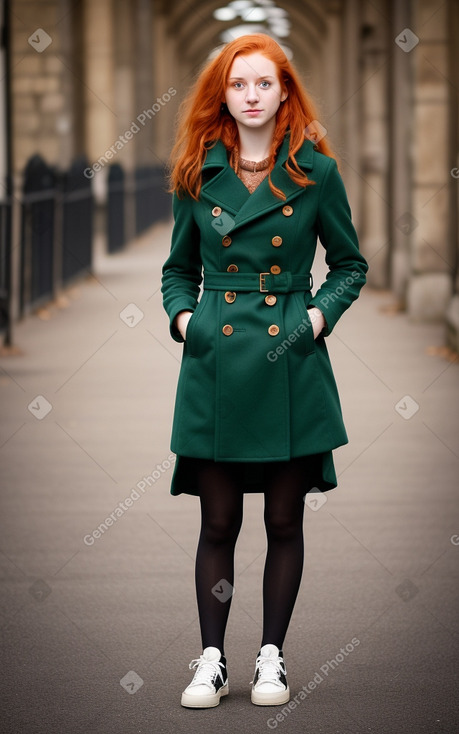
388, 0, 413, 300
445, 0, 459, 351
112, 0, 136, 171
359, 0, 390, 288
322, 1, 343, 149
81, 0, 116, 179
406, 0, 452, 320
81, 0, 115, 260
133, 0, 154, 165
112, 0, 136, 242
152, 6, 180, 162
338, 0, 362, 227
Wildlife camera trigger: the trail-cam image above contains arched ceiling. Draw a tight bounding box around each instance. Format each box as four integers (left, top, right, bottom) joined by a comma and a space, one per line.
156, 0, 336, 92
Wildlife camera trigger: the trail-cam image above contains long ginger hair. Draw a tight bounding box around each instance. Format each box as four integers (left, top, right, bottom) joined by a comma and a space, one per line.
169, 34, 335, 200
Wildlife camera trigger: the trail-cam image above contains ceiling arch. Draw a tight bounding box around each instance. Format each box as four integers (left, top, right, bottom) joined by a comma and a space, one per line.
161, 0, 331, 74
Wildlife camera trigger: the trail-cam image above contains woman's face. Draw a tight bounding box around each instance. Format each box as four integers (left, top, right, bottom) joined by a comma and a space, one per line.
225, 52, 287, 131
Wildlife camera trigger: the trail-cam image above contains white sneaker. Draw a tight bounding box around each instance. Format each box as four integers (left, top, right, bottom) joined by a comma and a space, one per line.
251, 644, 290, 706
181, 646, 229, 708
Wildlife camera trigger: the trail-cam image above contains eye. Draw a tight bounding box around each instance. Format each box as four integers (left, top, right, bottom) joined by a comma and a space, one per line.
259, 81, 271, 88
232, 81, 244, 89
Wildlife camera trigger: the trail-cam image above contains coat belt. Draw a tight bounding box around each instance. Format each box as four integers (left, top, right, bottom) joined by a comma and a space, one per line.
203, 271, 313, 294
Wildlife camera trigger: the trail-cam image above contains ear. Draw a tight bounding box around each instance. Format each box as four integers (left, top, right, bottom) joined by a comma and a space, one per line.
280, 88, 288, 102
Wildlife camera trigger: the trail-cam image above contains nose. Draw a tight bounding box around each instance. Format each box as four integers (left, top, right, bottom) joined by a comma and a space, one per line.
245, 83, 259, 104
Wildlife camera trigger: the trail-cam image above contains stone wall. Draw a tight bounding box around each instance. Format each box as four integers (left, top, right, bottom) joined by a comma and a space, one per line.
10, 0, 74, 174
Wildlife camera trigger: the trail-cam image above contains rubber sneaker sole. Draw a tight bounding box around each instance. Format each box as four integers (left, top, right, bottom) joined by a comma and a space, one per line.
181, 681, 229, 708
251, 685, 290, 706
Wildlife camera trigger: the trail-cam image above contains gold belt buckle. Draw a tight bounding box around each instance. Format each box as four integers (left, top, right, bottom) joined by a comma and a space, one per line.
259, 272, 270, 292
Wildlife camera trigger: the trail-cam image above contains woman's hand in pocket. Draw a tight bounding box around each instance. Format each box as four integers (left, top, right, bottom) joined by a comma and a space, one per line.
307, 307, 326, 339
175, 310, 194, 341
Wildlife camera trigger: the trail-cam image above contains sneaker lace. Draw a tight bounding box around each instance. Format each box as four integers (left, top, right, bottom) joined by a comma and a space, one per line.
251, 653, 286, 686
189, 655, 225, 689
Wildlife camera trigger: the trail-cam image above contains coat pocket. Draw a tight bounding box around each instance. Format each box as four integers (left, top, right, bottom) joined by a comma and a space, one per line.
184, 290, 210, 358
282, 292, 316, 357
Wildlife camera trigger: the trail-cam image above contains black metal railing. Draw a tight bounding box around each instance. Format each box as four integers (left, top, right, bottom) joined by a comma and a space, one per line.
20, 154, 94, 315
61, 156, 93, 283
2, 154, 172, 337
0, 191, 12, 336
134, 164, 171, 236
107, 163, 125, 253
20, 155, 57, 314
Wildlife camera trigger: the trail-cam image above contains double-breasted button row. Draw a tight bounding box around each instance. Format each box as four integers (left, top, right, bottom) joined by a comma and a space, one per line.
222, 235, 232, 247
212, 206, 222, 217
282, 205, 293, 217
223, 323, 279, 337
265, 295, 277, 306
272, 236, 282, 247
225, 264, 280, 276
224, 291, 236, 303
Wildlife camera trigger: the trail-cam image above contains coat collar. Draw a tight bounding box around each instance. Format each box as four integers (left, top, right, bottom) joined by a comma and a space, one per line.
201, 134, 315, 172
200, 135, 316, 231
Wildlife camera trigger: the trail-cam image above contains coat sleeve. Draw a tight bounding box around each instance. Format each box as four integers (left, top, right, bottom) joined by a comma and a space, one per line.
161, 192, 202, 342
308, 157, 368, 336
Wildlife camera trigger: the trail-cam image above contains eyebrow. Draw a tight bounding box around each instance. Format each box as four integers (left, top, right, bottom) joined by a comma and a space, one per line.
228, 75, 276, 81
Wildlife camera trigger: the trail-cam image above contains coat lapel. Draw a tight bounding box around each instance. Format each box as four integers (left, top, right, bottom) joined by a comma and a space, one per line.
200, 136, 315, 232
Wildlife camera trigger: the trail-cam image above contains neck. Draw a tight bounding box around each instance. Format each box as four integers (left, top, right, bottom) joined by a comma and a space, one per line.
235, 119, 276, 161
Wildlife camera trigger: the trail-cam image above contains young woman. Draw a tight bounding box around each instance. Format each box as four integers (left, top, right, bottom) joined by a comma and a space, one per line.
161, 34, 368, 708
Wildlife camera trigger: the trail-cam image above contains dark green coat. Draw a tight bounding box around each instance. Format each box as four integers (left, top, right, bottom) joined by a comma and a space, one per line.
161, 135, 368, 495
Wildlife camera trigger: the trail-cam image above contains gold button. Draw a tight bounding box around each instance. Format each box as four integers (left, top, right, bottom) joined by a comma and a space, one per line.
265, 295, 277, 306
227, 264, 239, 272
272, 236, 283, 247
270, 265, 281, 274
222, 324, 233, 336
225, 291, 236, 303
212, 206, 222, 217
268, 324, 280, 336
282, 205, 293, 216
222, 235, 232, 247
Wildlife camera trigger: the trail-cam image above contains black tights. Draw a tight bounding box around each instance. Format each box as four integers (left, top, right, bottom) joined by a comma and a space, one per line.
194, 458, 308, 655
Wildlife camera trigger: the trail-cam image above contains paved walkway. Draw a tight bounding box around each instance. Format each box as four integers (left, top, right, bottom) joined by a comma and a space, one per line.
1, 220, 458, 734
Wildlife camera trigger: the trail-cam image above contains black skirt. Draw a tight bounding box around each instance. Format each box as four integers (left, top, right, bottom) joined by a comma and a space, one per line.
169, 452, 338, 496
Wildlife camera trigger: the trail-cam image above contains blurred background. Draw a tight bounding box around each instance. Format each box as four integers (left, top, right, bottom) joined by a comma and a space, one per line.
0, 3, 458, 733
0, 0, 458, 348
